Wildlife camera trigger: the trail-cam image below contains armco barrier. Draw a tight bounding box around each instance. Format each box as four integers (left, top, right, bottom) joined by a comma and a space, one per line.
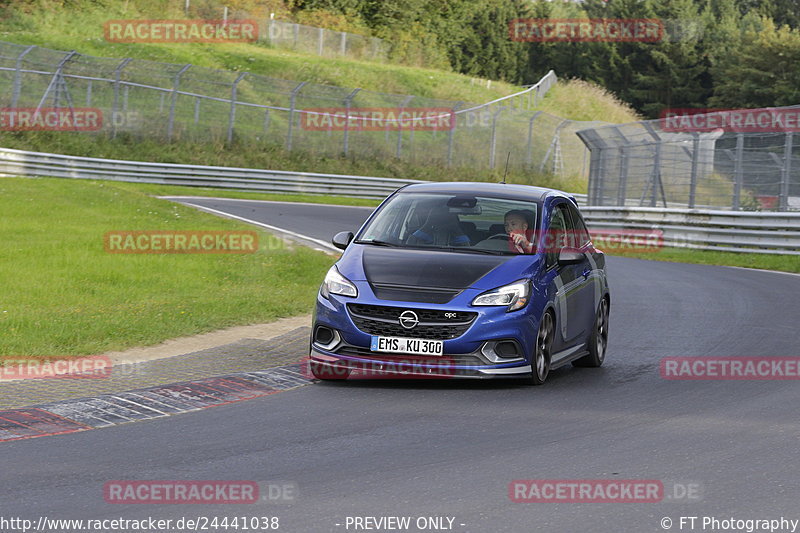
582, 206, 800, 255
2, 146, 796, 255
0, 147, 420, 198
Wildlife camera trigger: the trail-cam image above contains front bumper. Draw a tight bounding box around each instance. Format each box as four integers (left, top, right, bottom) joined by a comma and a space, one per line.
310, 290, 538, 380
309, 347, 532, 379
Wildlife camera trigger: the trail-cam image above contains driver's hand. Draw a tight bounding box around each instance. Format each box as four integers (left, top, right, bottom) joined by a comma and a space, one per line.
510, 231, 529, 247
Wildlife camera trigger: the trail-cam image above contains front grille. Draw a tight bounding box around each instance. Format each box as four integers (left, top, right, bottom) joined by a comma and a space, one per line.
347, 304, 477, 340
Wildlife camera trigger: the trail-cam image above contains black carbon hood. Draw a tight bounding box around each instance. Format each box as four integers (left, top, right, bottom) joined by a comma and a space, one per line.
361, 247, 510, 302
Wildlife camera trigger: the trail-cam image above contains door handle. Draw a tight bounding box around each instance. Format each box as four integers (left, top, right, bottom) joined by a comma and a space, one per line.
582, 269, 591, 279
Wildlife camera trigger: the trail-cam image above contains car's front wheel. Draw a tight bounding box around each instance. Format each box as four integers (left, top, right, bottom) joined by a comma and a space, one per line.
530, 311, 553, 385
573, 297, 609, 368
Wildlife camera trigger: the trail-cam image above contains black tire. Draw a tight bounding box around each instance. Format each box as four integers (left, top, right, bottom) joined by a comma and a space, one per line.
530, 311, 554, 385
572, 297, 609, 368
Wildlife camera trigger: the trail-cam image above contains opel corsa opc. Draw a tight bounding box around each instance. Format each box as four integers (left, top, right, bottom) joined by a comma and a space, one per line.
309, 182, 610, 385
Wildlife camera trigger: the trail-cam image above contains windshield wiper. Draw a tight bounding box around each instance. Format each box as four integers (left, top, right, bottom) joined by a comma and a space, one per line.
440, 247, 512, 255
354, 239, 399, 247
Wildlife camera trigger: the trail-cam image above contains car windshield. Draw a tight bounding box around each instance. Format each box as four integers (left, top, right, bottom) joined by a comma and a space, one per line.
356, 193, 539, 255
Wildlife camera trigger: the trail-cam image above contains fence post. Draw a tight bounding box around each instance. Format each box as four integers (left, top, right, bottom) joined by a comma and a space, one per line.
293, 23, 299, 48
573, 128, 606, 207
11, 45, 36, 108
318, 27, 324, 55
650, 143, 662, 207
638, 123, 666, 207
733, 133, 744, 210
85, 81, 92, 106
446, 102, 464, 167
286, 81, 307, 151
581, 146, 588, 180
110, 58, 132, 139
194, 97, 200, 124
340, 32, 346, 55
780, 132, 793, 211
268, 19, 275, 46
36, 50, 77, 111
540, 120, 567, 173
342, 88, 361, 156
616, 146, 629, 206
167, 64, 191, 141
227, 72, 248, 144
592, 148, 606, 206
396, 96, 414, 158
610, 126, 630, 206
688, 133, 700, 208
489, 107, 503, 169
525, 111, 542, 168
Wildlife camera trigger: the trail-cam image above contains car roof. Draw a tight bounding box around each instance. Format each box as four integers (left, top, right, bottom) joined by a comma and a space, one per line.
398, 181, 575, 203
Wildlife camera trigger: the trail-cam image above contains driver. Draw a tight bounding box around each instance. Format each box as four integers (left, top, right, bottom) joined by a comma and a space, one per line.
504, 209, 535, 254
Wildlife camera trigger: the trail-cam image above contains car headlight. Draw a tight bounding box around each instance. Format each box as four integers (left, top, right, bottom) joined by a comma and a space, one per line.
320, 265, 358, 299
472, 280, 530, 312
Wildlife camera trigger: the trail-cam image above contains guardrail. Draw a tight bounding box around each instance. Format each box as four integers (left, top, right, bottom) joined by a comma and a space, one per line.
582, 206, 800, 255
0, 147, 421, 199
2, 146, 796, 255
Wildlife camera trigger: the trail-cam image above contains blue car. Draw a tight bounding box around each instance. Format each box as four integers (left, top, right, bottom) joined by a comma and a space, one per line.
309, 182, 610, 385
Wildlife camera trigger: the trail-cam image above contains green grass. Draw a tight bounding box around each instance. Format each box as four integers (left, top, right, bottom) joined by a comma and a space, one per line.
0, 0, 522, 104
533, 79, 640, 123
110, 181, 382, 207
608, 248, 800, 274
0, 176, 335, 360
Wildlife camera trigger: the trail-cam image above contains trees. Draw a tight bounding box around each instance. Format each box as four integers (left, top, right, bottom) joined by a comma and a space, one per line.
285, 0, 800, 114
627, 0, 709, 116
710, 17, 800, 108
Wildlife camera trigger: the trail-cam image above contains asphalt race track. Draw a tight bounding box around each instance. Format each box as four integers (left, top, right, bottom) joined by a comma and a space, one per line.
2, 198, 800, 533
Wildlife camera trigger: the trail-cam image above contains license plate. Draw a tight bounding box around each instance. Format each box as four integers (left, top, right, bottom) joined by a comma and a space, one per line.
370, 336, 444, 356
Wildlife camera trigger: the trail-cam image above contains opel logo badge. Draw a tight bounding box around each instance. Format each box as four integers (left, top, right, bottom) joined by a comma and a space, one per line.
399, 310, 419, 329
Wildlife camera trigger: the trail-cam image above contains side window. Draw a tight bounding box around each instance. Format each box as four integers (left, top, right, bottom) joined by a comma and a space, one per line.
545, 204, 569, 268
566, 204, 591, 248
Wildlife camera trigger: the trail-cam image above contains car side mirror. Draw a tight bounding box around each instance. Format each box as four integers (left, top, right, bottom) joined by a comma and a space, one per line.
557, 247, 584, 265
332, 231, 354, 250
